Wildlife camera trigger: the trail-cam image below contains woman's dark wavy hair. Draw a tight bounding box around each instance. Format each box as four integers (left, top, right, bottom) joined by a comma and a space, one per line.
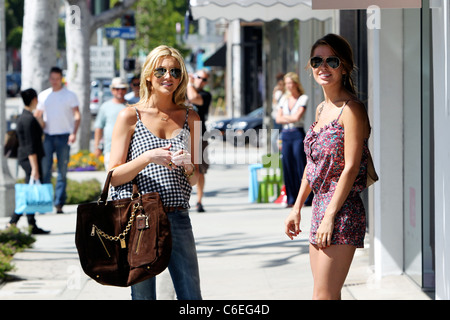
309, 33, 357, 95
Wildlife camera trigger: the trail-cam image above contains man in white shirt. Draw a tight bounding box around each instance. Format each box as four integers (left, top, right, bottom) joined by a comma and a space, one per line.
35, 67, 81, 213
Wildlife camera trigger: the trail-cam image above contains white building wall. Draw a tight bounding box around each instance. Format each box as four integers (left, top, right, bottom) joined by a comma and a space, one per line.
368, 9, 404, 277
226, 20, 242, 118
431, 0, 450, 300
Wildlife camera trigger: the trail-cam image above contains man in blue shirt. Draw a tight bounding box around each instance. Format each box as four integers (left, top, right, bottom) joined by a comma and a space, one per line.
94, 77, 128, 170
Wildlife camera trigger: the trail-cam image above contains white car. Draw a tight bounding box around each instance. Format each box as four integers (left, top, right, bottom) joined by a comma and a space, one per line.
90, 80, 112, 115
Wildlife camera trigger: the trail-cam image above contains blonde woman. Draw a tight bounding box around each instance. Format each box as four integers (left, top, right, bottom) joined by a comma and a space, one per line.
276, 72, 312, 207
108, 45, 202, 300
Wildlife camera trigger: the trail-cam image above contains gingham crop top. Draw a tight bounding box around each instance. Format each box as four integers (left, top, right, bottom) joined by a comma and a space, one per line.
110, 107, 192, 208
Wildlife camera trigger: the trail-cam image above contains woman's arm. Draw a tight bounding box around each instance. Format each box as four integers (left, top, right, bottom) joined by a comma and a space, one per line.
28, 153, 40, 181
284, 169, 312, 240
185, 108, 201, 186
108, 107, 174, 186
275, 96, 308, 124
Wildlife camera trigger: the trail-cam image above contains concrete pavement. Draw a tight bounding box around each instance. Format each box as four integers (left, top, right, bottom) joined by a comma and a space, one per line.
0, 152, 432, 301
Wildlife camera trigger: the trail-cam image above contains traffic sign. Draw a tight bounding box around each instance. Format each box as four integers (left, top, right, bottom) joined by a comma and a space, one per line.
105, 27, 136, 40
90, 46, 115, 79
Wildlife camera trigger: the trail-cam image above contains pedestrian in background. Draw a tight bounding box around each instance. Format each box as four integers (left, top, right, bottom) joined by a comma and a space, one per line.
284, 34, 371, 300
276, 72, 312, 207
35, 67, 81, 214
125, 74, 140, 104
108, 45, 202, 300
187, 69, 211, 213
8, 88, 49, 234
94, 77, 128, 169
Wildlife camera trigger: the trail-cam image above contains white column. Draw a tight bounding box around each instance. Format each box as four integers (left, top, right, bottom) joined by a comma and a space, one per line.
431, 0, 450, 300
0, 0, 16, 218
368, 9, 404, 277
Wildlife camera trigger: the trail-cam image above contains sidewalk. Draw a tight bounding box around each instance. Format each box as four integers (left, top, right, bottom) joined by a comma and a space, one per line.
0, 156, 432, 300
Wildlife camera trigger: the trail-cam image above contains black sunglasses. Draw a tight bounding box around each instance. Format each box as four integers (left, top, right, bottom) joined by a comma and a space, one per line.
310, 56, 341, 69
154, 67, 182, 79
194, 74, 208, 82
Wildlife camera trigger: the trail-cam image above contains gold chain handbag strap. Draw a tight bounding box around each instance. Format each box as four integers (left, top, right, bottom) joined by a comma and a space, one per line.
92, 201, 143, 249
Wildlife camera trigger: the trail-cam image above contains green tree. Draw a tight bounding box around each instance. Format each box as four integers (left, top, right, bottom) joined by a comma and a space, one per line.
133, 0, 189, 55
5, 0, 24, 49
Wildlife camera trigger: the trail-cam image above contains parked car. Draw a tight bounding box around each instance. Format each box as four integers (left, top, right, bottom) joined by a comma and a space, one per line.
6, 73, 21, 97
90, 79, 112, 115
207, 107, 263, 147
205, 118, 233, 140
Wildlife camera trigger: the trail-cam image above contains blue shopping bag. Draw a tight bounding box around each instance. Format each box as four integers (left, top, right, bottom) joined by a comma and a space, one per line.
15, 180, 54, 214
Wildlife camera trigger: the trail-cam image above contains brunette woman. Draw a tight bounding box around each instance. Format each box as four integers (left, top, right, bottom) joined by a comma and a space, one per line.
9, 88, 49, 234
284, 34, 371, 300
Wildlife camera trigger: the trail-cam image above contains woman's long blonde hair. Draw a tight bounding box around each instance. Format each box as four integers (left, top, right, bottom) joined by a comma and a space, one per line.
284, 72, 305, 97
139, 45, 188, 106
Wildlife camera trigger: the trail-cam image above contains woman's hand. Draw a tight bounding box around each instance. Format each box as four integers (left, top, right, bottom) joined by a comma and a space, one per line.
315, 215, 334, 248
146, 144, 174, 169
284, 209, 302, 240
171, 149, 192, 167
30, 169, 40, 182
171, 149, 195, 177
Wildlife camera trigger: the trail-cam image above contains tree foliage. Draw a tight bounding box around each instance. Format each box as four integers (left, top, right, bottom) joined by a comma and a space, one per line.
133, 0, 189, 55
5, 0, 24, 49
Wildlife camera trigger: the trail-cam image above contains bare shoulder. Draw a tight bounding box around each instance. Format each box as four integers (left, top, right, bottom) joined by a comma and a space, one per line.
187, 106, 201, 123
342, 99, 370, 136
115, 106, 139, 133
343, 99, 368, 121
118, 106, 139, 123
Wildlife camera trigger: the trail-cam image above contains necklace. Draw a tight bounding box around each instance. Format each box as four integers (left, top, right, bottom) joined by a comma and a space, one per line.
160, 110, 171, 121
148, 104, 171, 121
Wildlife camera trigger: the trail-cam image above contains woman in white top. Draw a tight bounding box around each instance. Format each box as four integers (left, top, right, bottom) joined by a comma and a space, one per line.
276, 72, 313, 206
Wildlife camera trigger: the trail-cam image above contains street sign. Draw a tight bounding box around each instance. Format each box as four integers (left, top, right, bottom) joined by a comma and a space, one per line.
105, 27, 136, 40
90, 46, 115, 79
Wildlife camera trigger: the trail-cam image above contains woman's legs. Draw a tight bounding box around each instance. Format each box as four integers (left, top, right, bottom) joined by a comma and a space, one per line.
309, 243, 356, 300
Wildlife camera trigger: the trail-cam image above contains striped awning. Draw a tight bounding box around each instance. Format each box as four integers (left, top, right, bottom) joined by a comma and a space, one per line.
312, 0, 422, 9
189, 0, 335, 22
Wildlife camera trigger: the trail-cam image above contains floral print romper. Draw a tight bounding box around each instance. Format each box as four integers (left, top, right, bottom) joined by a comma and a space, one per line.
304, 103, 368, 248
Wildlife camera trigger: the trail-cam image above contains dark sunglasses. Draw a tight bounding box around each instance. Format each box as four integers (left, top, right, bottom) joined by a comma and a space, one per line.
194, 74, 208, 82
310, 56, 341, 69
154, 67, 182, 79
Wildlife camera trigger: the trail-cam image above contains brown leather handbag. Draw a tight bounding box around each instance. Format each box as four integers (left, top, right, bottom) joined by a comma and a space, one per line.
75, 170, 172, 287
366, 150, 379, 187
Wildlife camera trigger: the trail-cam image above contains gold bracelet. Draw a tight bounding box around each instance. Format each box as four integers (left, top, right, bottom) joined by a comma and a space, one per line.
182, 164, 195, 178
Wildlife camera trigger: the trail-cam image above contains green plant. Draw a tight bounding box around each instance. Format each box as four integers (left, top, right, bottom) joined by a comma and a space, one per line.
0, 226, 35, 279
65, 178, 102, 204
0, 225, 35, 250
0, 249, 15, 279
